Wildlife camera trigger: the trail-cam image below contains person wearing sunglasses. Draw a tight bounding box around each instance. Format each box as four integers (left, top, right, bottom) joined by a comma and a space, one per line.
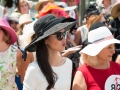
23, 14, 76, 90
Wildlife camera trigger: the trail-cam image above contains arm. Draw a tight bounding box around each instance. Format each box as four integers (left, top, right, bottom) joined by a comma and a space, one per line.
74, 29, 82, 45
16, 49, 23, 76
62, 45, 82, 57
72, 71, 87, 90
23, 63, 38, 90
21, 52, 34, 83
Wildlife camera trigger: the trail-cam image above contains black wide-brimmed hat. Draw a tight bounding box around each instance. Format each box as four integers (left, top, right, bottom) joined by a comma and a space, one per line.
24, 14, 76, 59
84, 3, 100, 18
59, 17, 77, 34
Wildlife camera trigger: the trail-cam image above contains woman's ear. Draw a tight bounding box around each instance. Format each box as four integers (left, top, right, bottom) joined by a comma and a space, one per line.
45, 39, 48, 45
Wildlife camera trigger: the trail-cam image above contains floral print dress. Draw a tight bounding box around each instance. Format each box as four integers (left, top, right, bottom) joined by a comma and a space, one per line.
0, 45, 18, 90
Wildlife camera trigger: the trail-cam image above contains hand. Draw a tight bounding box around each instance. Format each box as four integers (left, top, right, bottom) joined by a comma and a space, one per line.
63, 45, 82, 54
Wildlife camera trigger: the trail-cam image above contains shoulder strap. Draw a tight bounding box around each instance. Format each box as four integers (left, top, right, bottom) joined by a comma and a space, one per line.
70, 62, 76, 90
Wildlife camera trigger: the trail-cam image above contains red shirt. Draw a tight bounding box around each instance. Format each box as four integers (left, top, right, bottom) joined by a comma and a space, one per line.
77, 62, 120, 90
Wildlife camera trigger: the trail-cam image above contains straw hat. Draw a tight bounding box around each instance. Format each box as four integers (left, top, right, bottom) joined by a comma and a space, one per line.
35, 0, 54, 11
80, 26, 120, 56
111, 0, 120, 18
0, 18, 17, 44
17, 14, 32, 28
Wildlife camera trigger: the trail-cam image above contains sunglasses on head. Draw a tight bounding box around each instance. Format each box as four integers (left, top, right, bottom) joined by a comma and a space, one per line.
52, 31, 68, 41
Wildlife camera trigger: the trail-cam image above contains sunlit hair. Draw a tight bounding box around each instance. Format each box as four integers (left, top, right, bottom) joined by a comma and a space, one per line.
1, 28, 10, 44
39, 2, 69, 18
86, 14, 103, 29
18, 0, 30, 13
81, 53, 98, 66
17, 24, 24, 36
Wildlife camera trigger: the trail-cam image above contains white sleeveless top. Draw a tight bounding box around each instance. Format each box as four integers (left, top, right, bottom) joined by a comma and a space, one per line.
23, 58, 72, 90
77, 25, 88, 43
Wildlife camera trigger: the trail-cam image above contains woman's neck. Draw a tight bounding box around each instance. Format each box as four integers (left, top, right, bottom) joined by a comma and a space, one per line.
48, 50, 65, 66
90, 61, 109, 69
0, 42, 10, 52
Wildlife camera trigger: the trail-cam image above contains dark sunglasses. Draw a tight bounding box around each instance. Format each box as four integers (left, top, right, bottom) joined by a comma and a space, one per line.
51, 31, 67, 41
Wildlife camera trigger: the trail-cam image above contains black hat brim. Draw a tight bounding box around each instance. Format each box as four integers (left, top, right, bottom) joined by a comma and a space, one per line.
25, 21, 76, 52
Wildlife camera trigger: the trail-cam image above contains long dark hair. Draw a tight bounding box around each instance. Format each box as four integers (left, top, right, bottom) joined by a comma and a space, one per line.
4, 0, 19, 8
36, 38, 57, 90
4, 0, 13, 8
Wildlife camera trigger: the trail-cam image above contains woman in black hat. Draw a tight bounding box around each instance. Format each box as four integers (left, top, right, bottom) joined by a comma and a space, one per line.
74, 3, 103, 45
23, 14, 76, 90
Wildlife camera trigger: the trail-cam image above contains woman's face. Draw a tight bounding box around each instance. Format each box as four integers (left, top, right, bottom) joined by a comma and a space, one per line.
20, 1, 29, 14
103, 0, 111, 8
97, 44, 115, 61
10, 20, 18, 32
45, 29, 67, 52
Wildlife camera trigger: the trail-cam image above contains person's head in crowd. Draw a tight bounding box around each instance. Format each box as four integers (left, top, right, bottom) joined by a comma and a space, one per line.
102, 0, 111, 9
4, 0, 13, 8
17, 14, 32, 36
80, 26, 119, 66
111, 0, 120, 19
84, 3, 103, 29
39, 2, 69, 18
18, 0, 33, 15
34, 0, 54, 19
59, 17, 77, 34
35, 0, 54, 11
56, 2, 78, 19
0, 17, 17, 44
81, 22, 117, 50
6, 12, 21, 32
7, 16, 19, 32
20, 20, 36, 48
23, 14, 75, 89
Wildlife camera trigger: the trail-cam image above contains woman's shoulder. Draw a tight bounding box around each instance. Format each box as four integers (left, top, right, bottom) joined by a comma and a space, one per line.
65, 57, 72, 64
77, 25, 87, 30
27, 60, 39, 71
77, 64, 87, 71
110, 61, 120, 68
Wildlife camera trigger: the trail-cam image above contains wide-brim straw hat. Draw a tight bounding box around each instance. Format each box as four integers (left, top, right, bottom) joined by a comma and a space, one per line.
80, 26, 120, 56
23, 14, 76, 60
35, 0, 54, 11
111, 0, 120, 18
0, 18, 17, 44
17, 14, 32, 28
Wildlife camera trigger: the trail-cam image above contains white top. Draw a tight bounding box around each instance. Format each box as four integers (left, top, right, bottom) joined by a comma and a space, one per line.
77, 25, 88, 43
23, 58, 72, 90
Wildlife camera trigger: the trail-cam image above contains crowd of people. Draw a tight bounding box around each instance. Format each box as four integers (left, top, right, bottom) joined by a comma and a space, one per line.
0, 0, 120, 90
